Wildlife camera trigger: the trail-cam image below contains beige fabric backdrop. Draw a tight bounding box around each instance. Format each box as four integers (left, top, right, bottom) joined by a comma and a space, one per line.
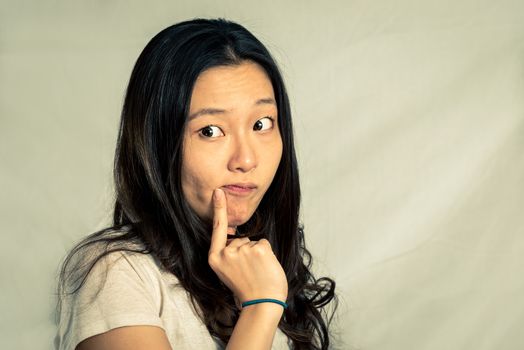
1, 1, 523, 349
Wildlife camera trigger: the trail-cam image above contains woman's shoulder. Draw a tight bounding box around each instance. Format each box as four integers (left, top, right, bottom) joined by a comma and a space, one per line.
55, 229, 170, 350
59, 226, 176, 296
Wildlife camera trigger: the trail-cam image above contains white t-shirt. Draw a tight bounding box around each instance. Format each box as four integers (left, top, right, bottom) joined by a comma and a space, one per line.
54, 248, 291, 350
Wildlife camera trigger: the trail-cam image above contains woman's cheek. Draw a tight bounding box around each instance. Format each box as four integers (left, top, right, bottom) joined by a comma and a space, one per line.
190, 160, 219, 203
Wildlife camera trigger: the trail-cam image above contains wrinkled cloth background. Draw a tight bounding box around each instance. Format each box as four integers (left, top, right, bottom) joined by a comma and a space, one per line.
1, 1, 522, 349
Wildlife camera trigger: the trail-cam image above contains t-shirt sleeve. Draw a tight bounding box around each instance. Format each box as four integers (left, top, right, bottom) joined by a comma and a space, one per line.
55, 251, 164, 350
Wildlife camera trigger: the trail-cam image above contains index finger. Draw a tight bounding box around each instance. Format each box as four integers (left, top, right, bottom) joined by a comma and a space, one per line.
209, 188, 228, 255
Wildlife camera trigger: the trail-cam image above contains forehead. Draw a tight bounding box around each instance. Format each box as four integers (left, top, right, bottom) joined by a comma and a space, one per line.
189, 61, 275, 108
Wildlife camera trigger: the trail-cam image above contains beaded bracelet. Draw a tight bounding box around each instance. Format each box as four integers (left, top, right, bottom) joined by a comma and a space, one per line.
241, 298, 288, 309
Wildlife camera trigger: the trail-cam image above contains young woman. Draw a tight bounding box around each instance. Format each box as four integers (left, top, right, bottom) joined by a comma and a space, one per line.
55, 18, 338, 350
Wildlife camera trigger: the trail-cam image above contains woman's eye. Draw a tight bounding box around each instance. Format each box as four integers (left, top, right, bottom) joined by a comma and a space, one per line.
253, 117, 274, 131
198, 117, 274, 138
199, 125, 224, 138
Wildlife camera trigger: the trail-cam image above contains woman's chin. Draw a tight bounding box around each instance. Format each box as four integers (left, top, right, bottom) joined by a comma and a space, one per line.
227, 216, 250, 228
226, 205, 256, 228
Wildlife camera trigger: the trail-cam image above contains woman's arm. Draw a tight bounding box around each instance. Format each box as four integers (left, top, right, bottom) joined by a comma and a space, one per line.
75, 303, 283, 350
227, 302, 284, 350
75, 325, 172, 350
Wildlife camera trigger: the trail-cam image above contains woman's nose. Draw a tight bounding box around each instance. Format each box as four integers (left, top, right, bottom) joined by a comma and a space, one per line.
227, 136, 257, 173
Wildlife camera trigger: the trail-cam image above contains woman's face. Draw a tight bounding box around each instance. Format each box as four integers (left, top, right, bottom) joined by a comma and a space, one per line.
181, 60, 283, 231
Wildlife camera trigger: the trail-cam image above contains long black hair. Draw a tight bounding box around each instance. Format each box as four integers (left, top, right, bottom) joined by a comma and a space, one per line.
56, 18, 338, 349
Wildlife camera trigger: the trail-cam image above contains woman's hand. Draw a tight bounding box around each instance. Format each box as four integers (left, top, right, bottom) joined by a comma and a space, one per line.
207, 188, 288, 308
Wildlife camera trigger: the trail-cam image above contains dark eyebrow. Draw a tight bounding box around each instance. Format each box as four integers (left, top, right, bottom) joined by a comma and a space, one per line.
188, 97, 276, 121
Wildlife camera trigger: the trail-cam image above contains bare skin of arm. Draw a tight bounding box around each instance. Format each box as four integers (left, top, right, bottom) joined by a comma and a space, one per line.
75, 326, 172, 350
75, 303, 283, 350
227, 302, 285, 350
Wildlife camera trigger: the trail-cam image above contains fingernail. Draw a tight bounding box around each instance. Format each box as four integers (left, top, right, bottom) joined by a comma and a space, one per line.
214, 188, 222, 201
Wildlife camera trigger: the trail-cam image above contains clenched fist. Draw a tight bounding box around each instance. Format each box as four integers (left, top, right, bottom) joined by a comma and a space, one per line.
207, 188, 288, 309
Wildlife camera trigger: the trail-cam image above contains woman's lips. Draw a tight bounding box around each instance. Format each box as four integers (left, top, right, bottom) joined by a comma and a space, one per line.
222, 184, 257, 196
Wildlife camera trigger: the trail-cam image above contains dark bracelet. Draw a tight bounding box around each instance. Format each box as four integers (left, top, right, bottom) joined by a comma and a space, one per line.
241, 298, 288, 309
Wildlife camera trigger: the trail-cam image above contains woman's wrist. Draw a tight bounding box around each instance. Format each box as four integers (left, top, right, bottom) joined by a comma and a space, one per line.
228, 301, 284, 349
